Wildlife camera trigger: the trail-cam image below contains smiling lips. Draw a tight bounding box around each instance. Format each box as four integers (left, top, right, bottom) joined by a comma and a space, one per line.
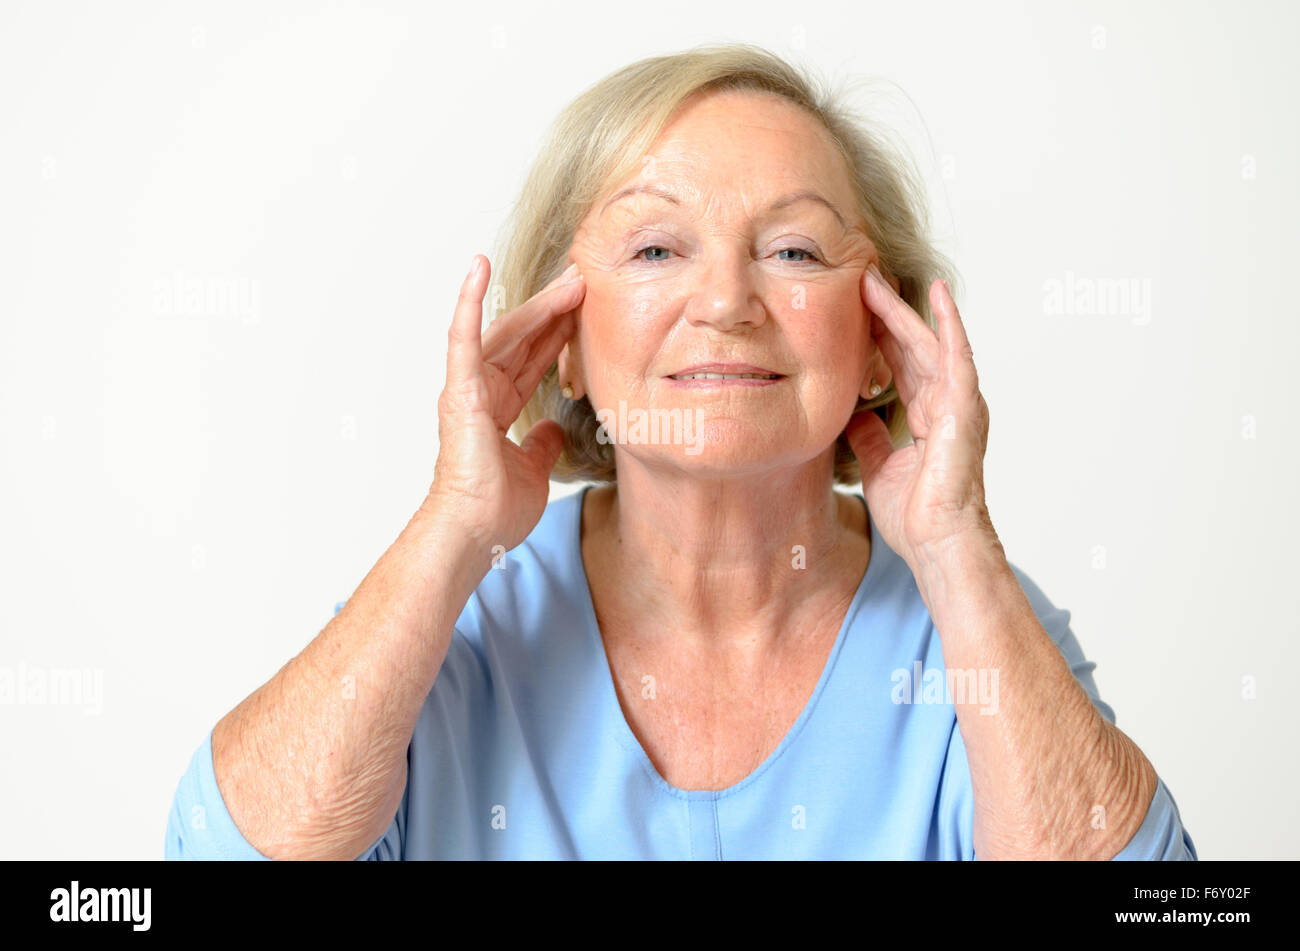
667, 362, 785, 385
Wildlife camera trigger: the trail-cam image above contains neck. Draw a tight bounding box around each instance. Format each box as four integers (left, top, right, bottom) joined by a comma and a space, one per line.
581, 453, 870, 651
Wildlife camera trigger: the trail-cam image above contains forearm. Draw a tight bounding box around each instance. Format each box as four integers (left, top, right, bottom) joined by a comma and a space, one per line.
913, 530, 1158, 860
211, 502, 491, 860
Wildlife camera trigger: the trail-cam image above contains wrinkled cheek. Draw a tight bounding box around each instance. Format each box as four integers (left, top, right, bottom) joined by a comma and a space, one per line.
781, 303, 871, 422
782, 293, 869, 368
576, 332, 641, 411
577, 284, 669, 401
607, 282, 669, 334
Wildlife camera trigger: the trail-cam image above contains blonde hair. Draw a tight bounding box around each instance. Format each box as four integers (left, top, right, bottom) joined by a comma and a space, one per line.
493, 42, 956, 485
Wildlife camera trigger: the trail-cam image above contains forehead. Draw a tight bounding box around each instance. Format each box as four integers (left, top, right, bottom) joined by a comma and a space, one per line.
590, 90, 859, 225
657, 90, 840, 159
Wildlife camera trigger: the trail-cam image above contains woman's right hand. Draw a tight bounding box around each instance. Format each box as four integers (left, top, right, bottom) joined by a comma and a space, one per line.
423, 254, 585, 553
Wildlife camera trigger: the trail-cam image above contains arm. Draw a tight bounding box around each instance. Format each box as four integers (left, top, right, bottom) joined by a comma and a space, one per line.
914, 530, 1158, 859
207, 503, 491, 860
847, 262, 1186, 859
169, 253, 584, 860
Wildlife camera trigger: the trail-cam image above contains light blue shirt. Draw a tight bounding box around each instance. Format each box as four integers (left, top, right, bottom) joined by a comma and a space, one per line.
165, 487, 1196, 860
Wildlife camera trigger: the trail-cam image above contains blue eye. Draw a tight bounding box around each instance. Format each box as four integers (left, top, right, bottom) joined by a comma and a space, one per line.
631, 245, 823, 264
633, 246, 673, 263
777, 247, 822, 263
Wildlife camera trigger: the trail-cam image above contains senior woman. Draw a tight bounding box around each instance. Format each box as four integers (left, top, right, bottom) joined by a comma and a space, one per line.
165, 44, 1195, 860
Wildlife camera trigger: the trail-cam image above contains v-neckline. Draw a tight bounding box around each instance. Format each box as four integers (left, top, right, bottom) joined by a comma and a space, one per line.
567, 484, 882, 801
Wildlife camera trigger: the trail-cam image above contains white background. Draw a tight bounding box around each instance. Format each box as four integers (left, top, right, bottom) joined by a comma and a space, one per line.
1, 0, 1296, 859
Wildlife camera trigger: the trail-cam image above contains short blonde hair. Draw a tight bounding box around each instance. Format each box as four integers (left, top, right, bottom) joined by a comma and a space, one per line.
493, 42, 956, 485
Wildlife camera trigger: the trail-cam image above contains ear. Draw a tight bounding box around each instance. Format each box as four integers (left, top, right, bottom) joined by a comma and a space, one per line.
557, 342, 586, 401
859, 323, 893, 399
860, 256, 898, 400
859, 355, 893, 401
869, 255, 902, 295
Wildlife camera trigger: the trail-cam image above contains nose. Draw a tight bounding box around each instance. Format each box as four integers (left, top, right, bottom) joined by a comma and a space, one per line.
681, 247, 766, 332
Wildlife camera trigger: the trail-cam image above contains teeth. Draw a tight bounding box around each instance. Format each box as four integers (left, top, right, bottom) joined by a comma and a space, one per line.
672, 372, 778, 381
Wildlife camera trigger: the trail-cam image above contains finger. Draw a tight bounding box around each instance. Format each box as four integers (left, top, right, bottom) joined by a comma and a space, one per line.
843, 408, 894, 488
482, 277, 585, 367
868, 304, 941, 407
861, 265, 939, 373
517, 417, 567, 476
482, 267, 584, 358
931, 279, 978, 387
871, 319, 923, 408
511, 311, 576, 407
448, 255, 487, 384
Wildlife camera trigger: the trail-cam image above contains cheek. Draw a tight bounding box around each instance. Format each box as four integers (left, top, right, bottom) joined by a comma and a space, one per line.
575, 280, 667, 392
779, 285, 871, 385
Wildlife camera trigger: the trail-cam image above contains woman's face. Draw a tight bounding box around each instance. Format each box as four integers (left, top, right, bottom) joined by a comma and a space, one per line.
565, 89, 887, 479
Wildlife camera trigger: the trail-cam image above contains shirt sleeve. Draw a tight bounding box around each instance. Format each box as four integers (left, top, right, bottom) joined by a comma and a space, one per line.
1108, 775, 1198, 860
164, 728, 401, 861
994, 563, 1198, 861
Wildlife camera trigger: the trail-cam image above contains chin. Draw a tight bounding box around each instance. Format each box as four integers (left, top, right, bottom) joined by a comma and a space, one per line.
620, 436, 824, 480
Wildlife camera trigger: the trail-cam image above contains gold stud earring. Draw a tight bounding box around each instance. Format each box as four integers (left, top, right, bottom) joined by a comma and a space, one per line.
868, 379, 882, 398
561, 382, 575, 399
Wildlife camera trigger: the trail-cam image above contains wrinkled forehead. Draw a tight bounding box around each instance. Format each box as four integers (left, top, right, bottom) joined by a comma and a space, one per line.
579, 93, 862, 235
592, 181, 858, 243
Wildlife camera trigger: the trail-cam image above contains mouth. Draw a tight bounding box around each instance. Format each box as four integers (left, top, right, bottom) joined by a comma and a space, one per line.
666, 363, 785, 385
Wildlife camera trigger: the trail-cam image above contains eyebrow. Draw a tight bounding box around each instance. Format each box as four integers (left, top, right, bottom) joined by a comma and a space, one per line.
600, 184, 850, 231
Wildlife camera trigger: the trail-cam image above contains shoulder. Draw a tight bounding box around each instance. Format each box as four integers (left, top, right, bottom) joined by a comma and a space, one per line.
418, 488, 593, 736
1000, 556, 1118, 723
452, 488, 589, 652
485, 486, 585, 596
1004, 559, 1072, 640
995, 555, 1081, 659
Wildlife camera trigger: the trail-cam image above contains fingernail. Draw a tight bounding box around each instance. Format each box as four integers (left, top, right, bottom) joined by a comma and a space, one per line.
466, 256, 480, 280
558, 262, 581, 283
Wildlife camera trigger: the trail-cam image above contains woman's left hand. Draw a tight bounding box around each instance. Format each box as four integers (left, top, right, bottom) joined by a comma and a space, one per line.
845, 263, 997, 571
